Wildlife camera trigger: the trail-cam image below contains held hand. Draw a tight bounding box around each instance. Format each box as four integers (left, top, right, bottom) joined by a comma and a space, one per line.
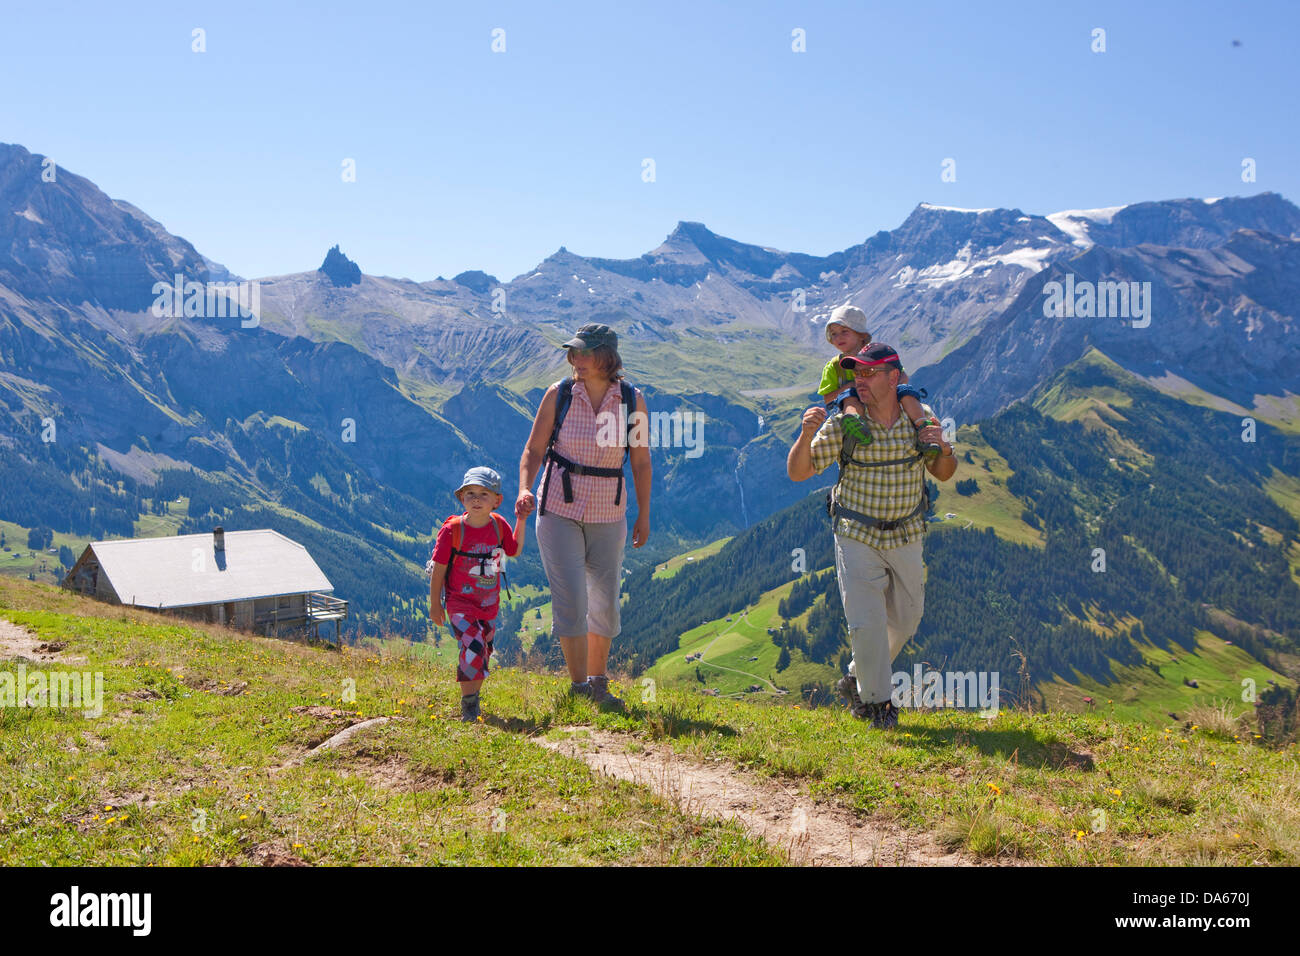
632, 513, 650, 548
516, 491, 536, 518
801, 406, 828, 435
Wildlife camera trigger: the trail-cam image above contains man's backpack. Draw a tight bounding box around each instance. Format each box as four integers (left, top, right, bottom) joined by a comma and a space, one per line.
539, 377, 637, 516
825, 424, 930, 535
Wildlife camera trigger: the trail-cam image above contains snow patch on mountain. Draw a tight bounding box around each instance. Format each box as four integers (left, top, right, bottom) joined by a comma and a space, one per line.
1046, 206, 1128, 248
918, 203, 995, 214
894, 239, 1054, 287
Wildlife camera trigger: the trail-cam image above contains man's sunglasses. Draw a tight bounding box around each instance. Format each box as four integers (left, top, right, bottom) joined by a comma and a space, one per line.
851, 365, 893, 376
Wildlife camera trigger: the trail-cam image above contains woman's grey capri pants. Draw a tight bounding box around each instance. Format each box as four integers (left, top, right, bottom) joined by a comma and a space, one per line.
536, 512, 626, 639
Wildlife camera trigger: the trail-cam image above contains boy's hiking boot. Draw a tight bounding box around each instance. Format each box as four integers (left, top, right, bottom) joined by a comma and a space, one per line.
868, 700, 900, 730
836, 674, 867, 718
588, 675, 625, 712
568, 680, 594, 700
841, 414, 872, 446
460, 692, 481, 723
914, 417, 944, 461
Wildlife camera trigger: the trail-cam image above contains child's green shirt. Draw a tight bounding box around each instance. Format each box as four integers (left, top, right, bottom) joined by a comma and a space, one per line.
818, 357, 854, 401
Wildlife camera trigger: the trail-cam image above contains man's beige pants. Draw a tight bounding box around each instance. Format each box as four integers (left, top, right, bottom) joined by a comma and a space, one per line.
835, 535, 926, 705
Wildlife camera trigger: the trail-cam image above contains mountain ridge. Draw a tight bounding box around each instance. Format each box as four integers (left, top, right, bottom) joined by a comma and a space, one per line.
3, 139, 1299, 645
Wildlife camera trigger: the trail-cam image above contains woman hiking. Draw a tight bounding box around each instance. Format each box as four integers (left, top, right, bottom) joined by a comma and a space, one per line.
515, 323, 652, 710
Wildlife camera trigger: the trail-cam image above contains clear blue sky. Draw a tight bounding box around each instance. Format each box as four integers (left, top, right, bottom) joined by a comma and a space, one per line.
4, 0, 1296, 282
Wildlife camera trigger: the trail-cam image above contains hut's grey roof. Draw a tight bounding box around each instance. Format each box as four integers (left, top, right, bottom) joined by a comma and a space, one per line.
82, 530, 333, 609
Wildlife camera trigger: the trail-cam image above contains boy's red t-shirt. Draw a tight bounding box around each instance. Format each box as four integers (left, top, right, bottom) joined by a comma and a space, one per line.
431, 513, 518, 619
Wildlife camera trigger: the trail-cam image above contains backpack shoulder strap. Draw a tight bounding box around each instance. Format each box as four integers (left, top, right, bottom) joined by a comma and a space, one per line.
548, 378, 575, 449
838, 422, 859, 469
447, 514, 465, 554
837, 419, 920, 470
620, 380, 636, 457
489, 512, 512, 600
829, 421, 854, 519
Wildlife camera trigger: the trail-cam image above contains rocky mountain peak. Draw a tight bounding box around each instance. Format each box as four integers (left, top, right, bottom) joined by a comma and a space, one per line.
0, 142, 210, 310
664, 220, 718, 245
452, 269, 499, 293
318, 245, 361, 286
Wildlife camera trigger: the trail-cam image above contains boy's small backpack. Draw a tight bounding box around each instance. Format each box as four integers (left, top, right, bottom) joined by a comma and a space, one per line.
539, 377, 637, 516
438, 512, 512, 601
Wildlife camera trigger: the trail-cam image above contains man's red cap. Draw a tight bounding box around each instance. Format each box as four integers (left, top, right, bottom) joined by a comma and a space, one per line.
840, 342, 902, 371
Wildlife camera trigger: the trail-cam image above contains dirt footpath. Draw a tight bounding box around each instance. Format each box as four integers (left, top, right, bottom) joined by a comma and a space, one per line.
538, 726, 982, 867
0, 616, 85, 664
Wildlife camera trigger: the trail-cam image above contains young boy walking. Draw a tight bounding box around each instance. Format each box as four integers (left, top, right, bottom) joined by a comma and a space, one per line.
428, 466, 526, 722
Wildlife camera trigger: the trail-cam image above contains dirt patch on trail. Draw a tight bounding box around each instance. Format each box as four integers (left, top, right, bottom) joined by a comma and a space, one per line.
290, 705, 352, 719
272, 716, 396, 774
123, 688, 163, 701
226, 841, 311, 868
183, 676, 248, 696
346, 753, 449, 793
0, 617, 87, 664
538, 727, 984, 867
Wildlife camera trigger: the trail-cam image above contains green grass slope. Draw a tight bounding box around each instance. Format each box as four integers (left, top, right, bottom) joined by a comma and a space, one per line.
651, 536, 733, 580
0, 579, 776, 866
3, 578, 1296, 865
930, 426, 1043, 547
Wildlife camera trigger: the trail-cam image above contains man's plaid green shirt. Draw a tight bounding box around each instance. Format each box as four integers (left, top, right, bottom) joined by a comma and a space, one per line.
808, 404, 935, 550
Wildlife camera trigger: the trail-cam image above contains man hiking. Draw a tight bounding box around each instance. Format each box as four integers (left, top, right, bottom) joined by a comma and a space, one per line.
786, 343, 957, 729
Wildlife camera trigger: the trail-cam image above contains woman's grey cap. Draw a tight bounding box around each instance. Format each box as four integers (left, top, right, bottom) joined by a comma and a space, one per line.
559, 323, 618, 350
455, 466, 503, 497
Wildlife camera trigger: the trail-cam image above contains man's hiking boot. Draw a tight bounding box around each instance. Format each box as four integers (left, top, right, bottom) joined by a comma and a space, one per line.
868, 700, 900, 730
836, 674, 865, 715
842, 414, 872, 446
460, 692, 481, 723
588, 675, 626, 712
914, 417, 943, 461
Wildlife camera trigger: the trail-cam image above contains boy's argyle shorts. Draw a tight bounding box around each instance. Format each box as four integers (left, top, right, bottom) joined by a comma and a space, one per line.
449, 612, 495, 682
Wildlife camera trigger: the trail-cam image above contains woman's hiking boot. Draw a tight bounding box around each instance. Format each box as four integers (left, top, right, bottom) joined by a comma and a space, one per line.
587, 675, 625, 712
460, 692, 481, 723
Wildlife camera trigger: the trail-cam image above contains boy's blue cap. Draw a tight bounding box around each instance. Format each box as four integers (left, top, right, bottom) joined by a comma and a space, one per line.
455, 466, 502, 497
